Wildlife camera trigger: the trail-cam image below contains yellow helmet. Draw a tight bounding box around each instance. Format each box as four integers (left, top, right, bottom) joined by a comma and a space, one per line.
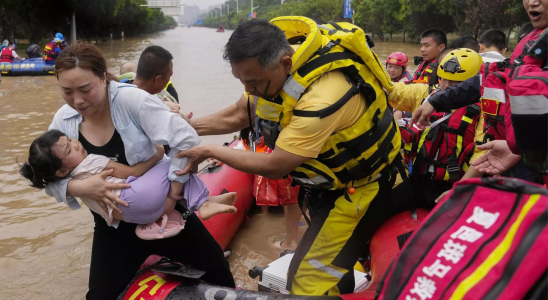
437, 48, 483, 82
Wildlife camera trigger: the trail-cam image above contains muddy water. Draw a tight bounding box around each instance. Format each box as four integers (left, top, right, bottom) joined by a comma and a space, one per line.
0, 27, 420, 299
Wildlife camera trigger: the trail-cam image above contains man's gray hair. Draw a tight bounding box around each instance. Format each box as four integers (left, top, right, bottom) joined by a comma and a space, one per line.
224, 19, 293, 70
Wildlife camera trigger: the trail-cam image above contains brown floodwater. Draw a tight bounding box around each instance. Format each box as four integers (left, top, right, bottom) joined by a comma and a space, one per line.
0, 27, 420, 299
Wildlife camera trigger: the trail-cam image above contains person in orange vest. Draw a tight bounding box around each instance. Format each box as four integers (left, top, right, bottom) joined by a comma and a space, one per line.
413, 29, 447, 86
0, 43, 25, 63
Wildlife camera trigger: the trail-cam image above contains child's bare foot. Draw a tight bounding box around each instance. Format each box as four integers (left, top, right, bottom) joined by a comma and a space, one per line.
208, 192, 237, 206
198, 201, 237, 220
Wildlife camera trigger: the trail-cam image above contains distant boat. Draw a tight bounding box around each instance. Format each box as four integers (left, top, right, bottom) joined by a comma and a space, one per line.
0, 58, 54, 76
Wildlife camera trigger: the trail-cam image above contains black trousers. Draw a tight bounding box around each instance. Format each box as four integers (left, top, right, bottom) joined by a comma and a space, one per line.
389, 174, 454, 213
86, 204, 235, 300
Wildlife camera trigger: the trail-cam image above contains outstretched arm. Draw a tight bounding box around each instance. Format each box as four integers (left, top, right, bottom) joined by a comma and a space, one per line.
189, 93, 251, 136
411, 76, 481, 126
388, 82, 429, 113
429, 76, 481, 112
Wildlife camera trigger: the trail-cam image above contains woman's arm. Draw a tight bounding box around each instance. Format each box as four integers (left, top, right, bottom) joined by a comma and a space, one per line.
105, 145, 165, 179
131, 94, 202, 184
46, 105, 129, 212
66, 170, 130, 213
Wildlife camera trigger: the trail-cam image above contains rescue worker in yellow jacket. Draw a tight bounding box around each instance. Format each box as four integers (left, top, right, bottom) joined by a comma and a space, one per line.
388, 48, 487, 209
175, 18, 402, 295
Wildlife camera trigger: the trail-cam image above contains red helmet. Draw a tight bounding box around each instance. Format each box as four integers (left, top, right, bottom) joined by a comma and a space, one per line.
386, 52, 408, 68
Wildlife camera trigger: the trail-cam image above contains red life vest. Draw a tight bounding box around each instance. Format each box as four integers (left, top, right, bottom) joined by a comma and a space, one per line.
479, 62, 510, 142
508, 28, 547, 74
506, 71, 547, 170
377, 177, 548, 300
400, 88, 481, 181
413, 59, 439, 85
479, 29, 547, 145
394, 70, 413, 84
0, 47, 14, 63
43, 42, 59, 62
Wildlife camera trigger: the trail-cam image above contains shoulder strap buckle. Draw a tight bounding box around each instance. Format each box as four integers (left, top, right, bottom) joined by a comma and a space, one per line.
318, 39, 341, 55
466, 103, 481, 118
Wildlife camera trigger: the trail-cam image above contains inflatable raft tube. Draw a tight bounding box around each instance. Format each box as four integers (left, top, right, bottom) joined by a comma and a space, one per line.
0, 58, 55, 76
197, 139, 255, 250
119, 210, 430, 300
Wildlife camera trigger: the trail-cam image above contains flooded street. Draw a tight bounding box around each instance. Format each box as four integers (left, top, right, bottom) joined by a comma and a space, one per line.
0, 27, 420, 299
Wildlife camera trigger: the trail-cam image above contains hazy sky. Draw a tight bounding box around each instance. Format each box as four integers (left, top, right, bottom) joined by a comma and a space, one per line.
182, 0, 224, 9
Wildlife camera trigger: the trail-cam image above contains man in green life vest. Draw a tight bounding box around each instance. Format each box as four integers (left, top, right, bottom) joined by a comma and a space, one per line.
175, 18, 402, 295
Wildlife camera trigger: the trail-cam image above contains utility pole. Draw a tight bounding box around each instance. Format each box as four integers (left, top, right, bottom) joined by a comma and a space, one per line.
227, 3, 229, 14
251, 0, 259, 17
70, 13, 77, 43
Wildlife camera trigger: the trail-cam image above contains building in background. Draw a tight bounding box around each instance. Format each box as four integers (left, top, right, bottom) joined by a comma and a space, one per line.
147, 0, 181, 21
179, 5, 201, 25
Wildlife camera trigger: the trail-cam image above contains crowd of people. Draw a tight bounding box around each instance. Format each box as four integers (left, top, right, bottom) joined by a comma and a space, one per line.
15, 0, 547, 298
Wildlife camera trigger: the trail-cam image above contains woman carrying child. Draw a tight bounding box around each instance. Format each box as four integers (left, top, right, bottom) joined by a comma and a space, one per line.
20, 42, 235, 300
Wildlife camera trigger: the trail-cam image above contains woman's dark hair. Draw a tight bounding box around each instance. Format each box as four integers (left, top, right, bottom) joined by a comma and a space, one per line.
54, 41, 119, 83
20, 130, 68, 189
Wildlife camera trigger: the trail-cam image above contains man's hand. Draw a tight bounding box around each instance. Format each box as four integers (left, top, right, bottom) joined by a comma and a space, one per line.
163, 100, 180, 111
170, 109, 193, 124
472, 140, 521, 175
175, 145, 211, 175
207, 158, 223, 166
411, 100, 435, 126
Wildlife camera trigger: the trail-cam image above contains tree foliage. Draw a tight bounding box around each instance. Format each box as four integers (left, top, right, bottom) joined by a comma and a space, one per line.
201, 0, 529, 44
0, 0, 176, 43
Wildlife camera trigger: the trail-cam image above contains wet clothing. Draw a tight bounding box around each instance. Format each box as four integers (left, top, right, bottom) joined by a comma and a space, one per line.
271, 70, 394, 295
87, 209, 234, 300
288, 169, 396, 295
44, 82, 230, 299
78, 131, 233, 300
46, 82, 199, 210
70, 155, 209, 226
